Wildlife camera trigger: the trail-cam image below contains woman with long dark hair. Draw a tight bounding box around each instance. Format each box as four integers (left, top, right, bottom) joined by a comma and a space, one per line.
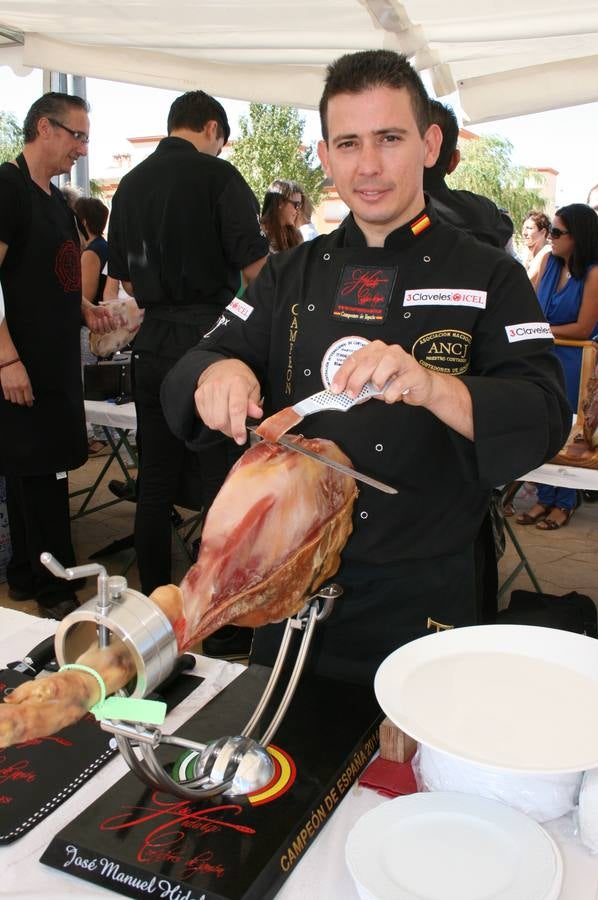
516, 203, 598, 529
260, 179, 303, 253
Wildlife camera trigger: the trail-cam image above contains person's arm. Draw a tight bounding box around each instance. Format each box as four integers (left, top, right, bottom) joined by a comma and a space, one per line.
80, 247, 101, 304
216, 172, 269, 289
331, 340, 474, 440
102, 275, 120, 301
81, 298, 118, 334
102, 276, 134, 302
241, 254, 268, 286
106, 189, 134, 299
532, 251, 551, 294
0, 241, 34, 406
194, 358, 263, 445
551, 267, 598, 340
162, 257, 276, 447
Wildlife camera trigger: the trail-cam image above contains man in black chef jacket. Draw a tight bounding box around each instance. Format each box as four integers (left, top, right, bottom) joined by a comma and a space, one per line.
424, 98, 514, 251
161, 51, 570, 686
0, 92, 115, 619
108, 90, 268, 608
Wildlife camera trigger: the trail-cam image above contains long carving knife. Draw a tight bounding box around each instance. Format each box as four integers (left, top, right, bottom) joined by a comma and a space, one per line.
247, 426, 398, 495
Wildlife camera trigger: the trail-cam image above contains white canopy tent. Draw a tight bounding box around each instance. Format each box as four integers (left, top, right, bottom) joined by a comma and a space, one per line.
0, 0, 597, 124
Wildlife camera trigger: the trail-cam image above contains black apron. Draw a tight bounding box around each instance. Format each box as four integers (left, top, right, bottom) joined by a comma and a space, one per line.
0, 155, 87, 475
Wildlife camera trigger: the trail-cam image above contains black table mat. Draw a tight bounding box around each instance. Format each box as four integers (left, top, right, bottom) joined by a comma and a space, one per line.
41, 662, 382, 899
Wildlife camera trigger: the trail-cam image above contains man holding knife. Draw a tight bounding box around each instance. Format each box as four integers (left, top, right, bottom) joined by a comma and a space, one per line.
161, 50, 570, 684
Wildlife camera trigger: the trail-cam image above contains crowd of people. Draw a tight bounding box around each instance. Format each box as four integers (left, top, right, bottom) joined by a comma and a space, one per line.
0, 50, 593, 685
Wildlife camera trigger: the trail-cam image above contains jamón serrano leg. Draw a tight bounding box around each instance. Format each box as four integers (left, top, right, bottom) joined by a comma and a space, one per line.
0, 437, 357, 748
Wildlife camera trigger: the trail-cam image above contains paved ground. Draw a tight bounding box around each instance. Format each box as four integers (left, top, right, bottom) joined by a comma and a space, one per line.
498, 484, 598, 604
1, 454, 597, 622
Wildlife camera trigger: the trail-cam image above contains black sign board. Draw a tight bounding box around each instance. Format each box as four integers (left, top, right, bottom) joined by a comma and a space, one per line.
42, 664, 382, 899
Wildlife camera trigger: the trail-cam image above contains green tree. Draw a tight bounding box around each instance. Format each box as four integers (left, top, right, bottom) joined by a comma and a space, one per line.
229, 103, 324, 209
89, 178, 106, 199
0, 111, 23, 163
447, 134, 545, 234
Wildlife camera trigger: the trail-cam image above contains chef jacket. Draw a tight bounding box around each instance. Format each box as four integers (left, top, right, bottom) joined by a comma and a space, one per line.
424, 172, 513, 249
162, 203, 570, 567
108, 136, 268, 362
0, 155, 87, 476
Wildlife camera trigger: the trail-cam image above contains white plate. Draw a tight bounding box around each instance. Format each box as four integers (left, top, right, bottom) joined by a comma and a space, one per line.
375, 624, 598, 773
345, 791, 563, 900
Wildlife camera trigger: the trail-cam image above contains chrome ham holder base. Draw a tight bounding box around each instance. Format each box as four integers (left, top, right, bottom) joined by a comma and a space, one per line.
41, 552, 342, 801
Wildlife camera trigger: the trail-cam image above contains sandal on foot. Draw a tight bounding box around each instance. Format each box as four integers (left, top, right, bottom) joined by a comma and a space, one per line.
515, 504, 552, 525
536, 507, 575, 530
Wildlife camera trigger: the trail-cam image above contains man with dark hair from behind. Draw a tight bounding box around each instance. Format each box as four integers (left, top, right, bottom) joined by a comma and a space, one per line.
424, 99, 514, 250
0, 92, 115, 619
108, 89, 268, 656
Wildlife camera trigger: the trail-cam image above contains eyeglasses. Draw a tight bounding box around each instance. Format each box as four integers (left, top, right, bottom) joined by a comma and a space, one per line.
286, 199, 303, 211
549, 226, 569, 239
48, 118, 89, 145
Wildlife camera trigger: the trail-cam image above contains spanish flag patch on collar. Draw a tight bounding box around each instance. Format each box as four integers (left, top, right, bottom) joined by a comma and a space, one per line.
410, 213, 431, 236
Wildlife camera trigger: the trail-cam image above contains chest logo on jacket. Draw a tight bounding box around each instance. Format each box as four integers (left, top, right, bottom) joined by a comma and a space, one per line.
331, 265, 397, 323
412, 329, 472, 374
54, 240, 81, 292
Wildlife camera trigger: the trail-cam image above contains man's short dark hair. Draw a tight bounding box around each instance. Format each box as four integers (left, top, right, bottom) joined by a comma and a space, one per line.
74, 197, 109, 236
319, 50, 430, 142
167, 90, 230, 143
23, 92, 89, 143
427, 99, 459, 178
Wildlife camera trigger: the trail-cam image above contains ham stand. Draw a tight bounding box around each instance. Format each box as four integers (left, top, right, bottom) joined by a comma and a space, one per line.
41, 553, 342, 801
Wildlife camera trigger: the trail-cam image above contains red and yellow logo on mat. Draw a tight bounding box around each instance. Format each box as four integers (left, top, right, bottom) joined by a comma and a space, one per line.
247, 744, 296, 806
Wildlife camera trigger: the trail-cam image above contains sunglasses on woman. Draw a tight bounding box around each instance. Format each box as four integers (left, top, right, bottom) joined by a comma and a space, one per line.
286, 199, 303, 211
549, 226, 569, 239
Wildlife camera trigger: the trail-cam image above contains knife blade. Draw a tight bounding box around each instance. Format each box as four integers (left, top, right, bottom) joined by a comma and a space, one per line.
247, 427, 398, 495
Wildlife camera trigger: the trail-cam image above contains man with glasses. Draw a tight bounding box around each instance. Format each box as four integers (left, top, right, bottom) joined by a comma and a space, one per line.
0, 92, 115, 619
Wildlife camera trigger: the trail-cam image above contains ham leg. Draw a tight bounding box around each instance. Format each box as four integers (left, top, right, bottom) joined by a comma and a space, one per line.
0, 436, 357, 747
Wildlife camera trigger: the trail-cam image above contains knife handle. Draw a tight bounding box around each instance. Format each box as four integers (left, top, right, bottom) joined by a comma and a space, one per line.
7, 635, 56, 676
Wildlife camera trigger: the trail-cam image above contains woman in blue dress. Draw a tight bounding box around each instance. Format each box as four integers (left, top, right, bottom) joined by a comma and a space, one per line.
517, 203, 598, 530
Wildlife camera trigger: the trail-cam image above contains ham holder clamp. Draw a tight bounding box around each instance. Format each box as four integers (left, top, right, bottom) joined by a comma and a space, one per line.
41, 552, 342, 801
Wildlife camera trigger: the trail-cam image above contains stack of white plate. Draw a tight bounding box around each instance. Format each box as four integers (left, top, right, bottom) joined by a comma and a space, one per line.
344, 624, 598, 899
345, 791, 563, 900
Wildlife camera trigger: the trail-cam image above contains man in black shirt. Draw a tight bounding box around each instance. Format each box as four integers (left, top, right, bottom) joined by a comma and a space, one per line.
108, 90, 268, 597
424, 99, 514, 250
161, 52, 569, 685
0, 92, 115, 619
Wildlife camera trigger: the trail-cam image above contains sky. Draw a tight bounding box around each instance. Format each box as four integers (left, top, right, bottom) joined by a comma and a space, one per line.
2, 64, 597, 210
